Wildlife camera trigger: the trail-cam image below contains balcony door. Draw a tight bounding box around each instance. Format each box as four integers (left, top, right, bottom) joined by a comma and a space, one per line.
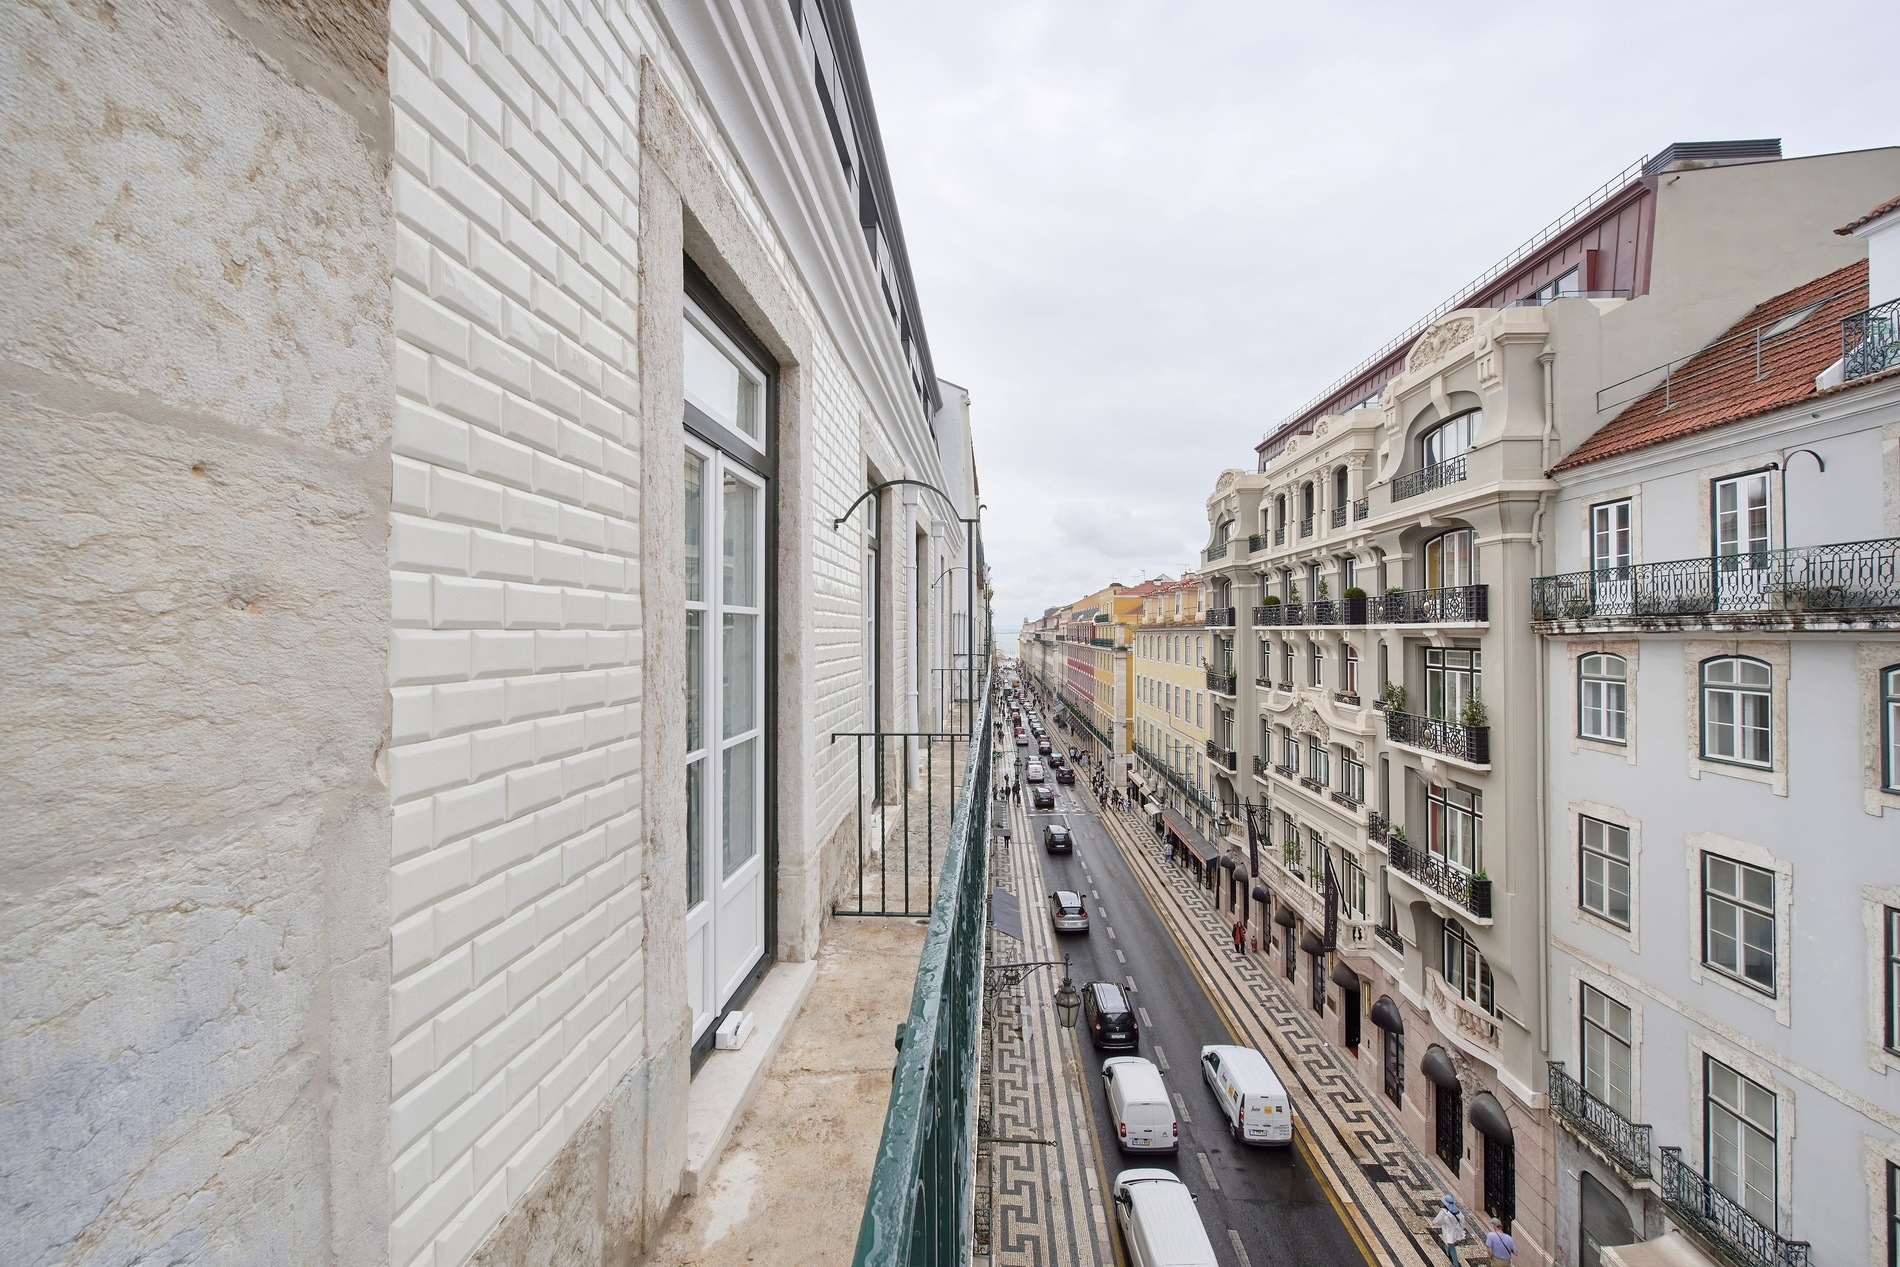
1424, 529, 1476, 590
1713, 471, 1772, 610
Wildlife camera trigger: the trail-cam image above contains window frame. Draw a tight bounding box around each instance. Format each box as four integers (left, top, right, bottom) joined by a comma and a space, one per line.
1420, 408, 1481, 468
1886, 906, 1900, 1056
1580, 983, 1635, 1120
1883, 665, 1900, 793
1591, 497, 1633, 574
1702, 852, 1777, 996
1578, 815, 1632, 929
1700, 656, 1773, 770
1442, 918, 1496, 1014
1703, 1054, 1778, 1228
1578, 652, 1629, 744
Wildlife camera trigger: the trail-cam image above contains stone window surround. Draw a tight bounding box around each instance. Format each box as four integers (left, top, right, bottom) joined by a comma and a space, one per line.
1681, 639, 1791, 798
1575, 480, 1645, 571
1567, 965, 1645, 1123
1685, 1032, 1797, 1242
1860, 643, 1900, 817
1565, 799, 1641, 953
1684, 830, 1794, 1027
1864, 883, 1900, 1079
1860, 1133, 1900, 1267
1566, 638, 1639, 764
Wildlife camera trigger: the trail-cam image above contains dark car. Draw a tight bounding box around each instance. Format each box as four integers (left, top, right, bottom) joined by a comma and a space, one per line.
1083, 981, 1139, 1050
1056, 764, 1076, 785
1049, 890, 1089, 934
1032, 785, 1056, 810
1043, 823, 1072, 853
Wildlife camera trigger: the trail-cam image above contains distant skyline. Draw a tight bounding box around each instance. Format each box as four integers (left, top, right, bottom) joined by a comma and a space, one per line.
852, 0, 1900, 632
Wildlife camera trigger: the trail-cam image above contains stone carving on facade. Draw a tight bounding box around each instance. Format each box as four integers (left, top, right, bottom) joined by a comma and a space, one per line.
1313, 417, 1330, 437
1406, 315, 1475, 371
1294, 700, 1328, 740
1214, 468, 1243, 498
1474, 332, 1501, 392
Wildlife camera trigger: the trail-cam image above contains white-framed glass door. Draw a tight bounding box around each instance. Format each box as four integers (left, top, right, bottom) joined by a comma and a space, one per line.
684, 437, 768, 1039
1713, 471, 1771, 611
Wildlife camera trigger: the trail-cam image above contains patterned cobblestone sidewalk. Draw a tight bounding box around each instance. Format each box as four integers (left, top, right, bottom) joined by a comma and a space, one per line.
1097, 800, 1501, 1267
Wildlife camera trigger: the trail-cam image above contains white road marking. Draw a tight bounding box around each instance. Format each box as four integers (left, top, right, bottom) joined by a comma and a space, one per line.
1153, 1045, 1168, 1072
1106, 926, 1116, 940
1115, 949, 1125, 964
1138, 1007, 1151, 1027
1196, 1151, 1220, 1191
1228, 1229, 1253, 1267
1173, 1091, 1192, 1123
1125, 975, 1137, 994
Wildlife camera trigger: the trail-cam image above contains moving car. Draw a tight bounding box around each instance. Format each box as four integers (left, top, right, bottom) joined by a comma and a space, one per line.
1056, 764, 1076, 785
1031, 786, 1056, 810
1102, 1057, 1177, 1153
1199, 1044, 1293, 1145
1014, 729, 1028, 746
1037, 738, 1052, 755
1083, 981, 1139, 1050
1048, 890, 1088, 933
1025, 761, 1045, 783
1112, 1170, 1217, 1267
1043, 823, 1072, 853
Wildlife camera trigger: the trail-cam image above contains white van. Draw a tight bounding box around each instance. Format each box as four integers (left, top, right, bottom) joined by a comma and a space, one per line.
1102, 1057, 1177, 1153
1112, 1169, 1219, 1267
1025, 760, 1045, 783
1199, 1044, 1292, 1145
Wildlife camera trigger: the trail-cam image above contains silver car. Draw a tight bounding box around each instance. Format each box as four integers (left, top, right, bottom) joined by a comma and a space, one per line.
1049, 890, 1089, 934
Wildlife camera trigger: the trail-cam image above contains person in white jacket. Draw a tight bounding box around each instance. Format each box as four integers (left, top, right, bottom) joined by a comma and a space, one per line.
1430, 1194, 1466, 1264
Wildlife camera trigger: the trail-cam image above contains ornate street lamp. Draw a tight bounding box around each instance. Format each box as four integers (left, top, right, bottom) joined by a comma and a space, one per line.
1053, 969, 1081, 1031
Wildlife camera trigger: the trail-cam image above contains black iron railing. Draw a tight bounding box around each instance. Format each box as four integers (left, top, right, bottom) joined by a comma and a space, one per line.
1366, 810, 1389, 843
1388, 835, 1492, 918
1548, 1062, 1652, 1181
1532, 538, 1900, 622
1657, 1147, 1809, 1267
1300, 516, 1315, 538
1331, 506, 1346, 528
1390, 454, 1468, 502
1843, 296, 1900, 383
1283, 602, 1306, 626
1248, 533, 1271, 553
1252, 604, 1281, 627
1205, 607, 1237, 627
1374, 584, 1489, 624
1206, 739, 1238, 772
1353, 497, 1369, 521
1274, 527, 1286, 545
1205, 540, 1231, 562
1206, 667, 1237, 695
1374, 923, 1404, 952
1311, 600, 1337, 625
1252, 754, 1270, 778
1386, 709, 1490, 765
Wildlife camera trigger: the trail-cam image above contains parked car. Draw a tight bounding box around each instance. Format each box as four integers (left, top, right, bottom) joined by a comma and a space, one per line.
1199, 1044, 1293, 1145
1112, 1170, 1216, 1267
1103, 1058, 1177, 1153
1048, 890, 1088, 933
1014, 729, 1028, 746
1083, 981, 1139, 1050
1056, 764, 1075, 785
1032, 786, 1055, 810
1037, 739, 1052, 756
1043, 824, 1072, 853
1025, 761, 1045, 783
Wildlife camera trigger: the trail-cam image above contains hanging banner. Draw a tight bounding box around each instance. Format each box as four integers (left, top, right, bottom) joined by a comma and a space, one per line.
1323, 851, 1340, 951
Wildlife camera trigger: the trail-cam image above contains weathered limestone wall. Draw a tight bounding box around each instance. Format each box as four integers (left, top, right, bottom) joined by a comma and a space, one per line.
0, 0, 395, 1263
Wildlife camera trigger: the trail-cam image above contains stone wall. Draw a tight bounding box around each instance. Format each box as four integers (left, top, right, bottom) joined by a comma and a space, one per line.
0, 0, 394, 1262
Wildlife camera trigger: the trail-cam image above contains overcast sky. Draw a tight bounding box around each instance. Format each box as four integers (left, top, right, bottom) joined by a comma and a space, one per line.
849, 0, 1900, 641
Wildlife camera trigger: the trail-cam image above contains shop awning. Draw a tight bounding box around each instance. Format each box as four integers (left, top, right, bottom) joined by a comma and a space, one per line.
1370, 995, 1404, 1032
1160, 807, 1213, 862
1331, 959, 1363, 992
1299, 929, 1326, 957
1421, 1045, 1459, 1089
1273, 904, 1298, 928
1601, 1233, 1726, 1267
1251, 882, 1271, 905
1469, 1091, 1515, 1143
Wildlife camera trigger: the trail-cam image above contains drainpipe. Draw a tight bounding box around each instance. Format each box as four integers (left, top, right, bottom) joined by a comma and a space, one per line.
1532, 349, 1557, 1058
902, 484, 921, 781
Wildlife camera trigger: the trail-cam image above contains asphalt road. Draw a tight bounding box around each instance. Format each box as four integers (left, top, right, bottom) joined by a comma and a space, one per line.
1012, 745, 1363, 1267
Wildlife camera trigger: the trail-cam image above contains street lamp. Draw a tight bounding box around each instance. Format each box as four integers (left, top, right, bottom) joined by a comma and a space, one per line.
1053, 971, 1081, 1030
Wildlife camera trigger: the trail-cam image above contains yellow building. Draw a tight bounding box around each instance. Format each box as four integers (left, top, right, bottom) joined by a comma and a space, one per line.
1130, 576, 1221, 858
1050, 583, 1140, 762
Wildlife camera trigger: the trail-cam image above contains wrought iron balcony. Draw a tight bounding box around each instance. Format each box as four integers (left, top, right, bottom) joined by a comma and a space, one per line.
1374, 584, 1488, 624
1353, 497, 1369, 522
1206, 739, 1238, 772
1658, 1147, 1810, 1267
1548, 1062, 1652, 1181
1386, 709, 1491, 766
1531, 538, 1900, 625
1204, 540, 1232, 562
1330, 506, 1346, 528
1299, 516, 1315, 538
1205, 607, 1237, 627
1843, 295, 1900, 383
1311, 599, 1337, 625
1366, 809, 1389, 843
1206, 667, 1237, 695
1274, 527, 1286, 545
1252, 603, 1281, 627
1388, 835, 1492, 918
1373, 923, 1404, 952
1252, 754, 1270, 778
1247, 533, 1271, 554
1282, 602, 1306, 625
1390, 453, 1467, 502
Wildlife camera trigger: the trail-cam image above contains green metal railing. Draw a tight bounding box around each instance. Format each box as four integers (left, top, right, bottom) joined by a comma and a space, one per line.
850, 671, 993, 1266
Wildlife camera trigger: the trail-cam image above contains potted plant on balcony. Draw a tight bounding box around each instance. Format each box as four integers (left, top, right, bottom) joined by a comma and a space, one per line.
1459, 695, 1489, 729
1342, 585, 1368, 625
1260, 593, 1282, 626
1285, 581, 1303, 625
1378, 680, 1406, 714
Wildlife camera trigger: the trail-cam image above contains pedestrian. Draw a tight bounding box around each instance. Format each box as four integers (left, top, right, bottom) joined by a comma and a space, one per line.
1431, 1195, 1465, 1265
1232, 921, 1245, 953
1483, 1220, 1515, 1264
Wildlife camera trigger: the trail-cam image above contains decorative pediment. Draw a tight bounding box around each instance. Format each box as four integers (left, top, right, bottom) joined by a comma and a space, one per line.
1214, 468, 1243, 497
1406, 316, 1475, 372
1293, 700, 1328, 740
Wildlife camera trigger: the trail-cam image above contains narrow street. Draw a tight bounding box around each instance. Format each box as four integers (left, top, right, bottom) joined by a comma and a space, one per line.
1009, 740, 1365, 1266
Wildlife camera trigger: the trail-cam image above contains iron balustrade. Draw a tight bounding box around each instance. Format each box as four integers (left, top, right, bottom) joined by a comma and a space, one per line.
1548, 1062, 1652, 1181
1205, 540, 1232, 562
1532, 538, 1900, 622
1205, 607, 1237, 627
1299, 516, 1315, 538
1206, 667, 1238, 695
1247, 533, 1271, 553
1386, 708, 1491, 765
1206, 739, 1238, 772
1353, 497, 1369, 521
1330, 790, 1360, 810
1374, 923, 1404, 952
1387, 834, 1492, 918
1252, 754, 1271, 778
1842, 295, 1900, 382
1283, 602, 1306, 626
1389, 453, 1468, 502
1274, 527, 1286, 545
851, 675, 992, 1266
1252, 604, 1281, 627
1330, 506, 1347, 528
1311, 600, 1337, 625
1374, 583, 1489, 624
1657, 1147, 1810, 1267
1366, 810, 1389, 843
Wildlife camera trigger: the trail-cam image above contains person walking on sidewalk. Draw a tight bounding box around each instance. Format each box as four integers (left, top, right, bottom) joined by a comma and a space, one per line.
1231, 921, 1245, 954
1483, 1220, 1516, 1264
1431, 1195, 1465, 1265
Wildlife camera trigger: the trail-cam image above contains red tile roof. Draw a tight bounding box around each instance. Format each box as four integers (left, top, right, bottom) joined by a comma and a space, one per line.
1550, 260, 1867, 473
1837, 194, 1900, 235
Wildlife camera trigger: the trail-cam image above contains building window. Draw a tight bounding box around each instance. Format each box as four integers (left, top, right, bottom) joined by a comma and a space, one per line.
1713, 471, 1771, 562
1705, 1056, 1777, 1227
1341, 555, 1357, 590
1591, 499, 1632, 574
1580, 985, 1634, 1120
1424, 528, 1477, 589
1280, 641, 1293, 684
1421, 409, 1480, 468
1383, 1027, 1404, 1106
1307, 830, 1325, 894
1280, 729, 1297, 771
1703, 853, 1775, 993
1428, 784, 1481, 873
1341, 852, 1367, 918
1579, 817, 1632, 928
1308, 739, 1329, 788
1885, 907, 1900, 1055
1343, 645, 1360, 696
1340, 750, 1365, 805
1426, 646, 1481, 721
1443, 919, 1495, 1013
1310, 642, 1324, 688
1579, 653, 1628, 743
1701, 657, 1771, 768
1883, 666, 1900, 792
1888, 1162, 1899, 1267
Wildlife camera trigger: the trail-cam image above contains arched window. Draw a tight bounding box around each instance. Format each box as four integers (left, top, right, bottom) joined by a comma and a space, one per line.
1421, 409, 1481, 467
1275, 494, 1287, 531
1579, 653, 1628, 742
1443, 919, 1496, 1013
1424, 528, 1477, 588
1701, 657, 1771, 767
1300, 483, 1315, 534
1883, 666, 1899, 792
1216, 518, 1233, 546
1334, 465, 1350, 507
